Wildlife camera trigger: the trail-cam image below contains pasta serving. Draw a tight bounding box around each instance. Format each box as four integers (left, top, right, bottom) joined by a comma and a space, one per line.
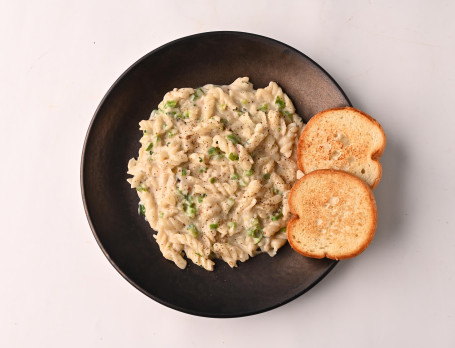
127, 77, 305, 271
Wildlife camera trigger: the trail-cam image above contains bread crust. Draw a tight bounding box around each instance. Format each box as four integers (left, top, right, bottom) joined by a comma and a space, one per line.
287, 169, 377, 260
297, 107, 386, 189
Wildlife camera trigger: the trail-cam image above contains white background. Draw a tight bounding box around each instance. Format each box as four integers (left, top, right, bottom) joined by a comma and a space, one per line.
1, 0, 454, 347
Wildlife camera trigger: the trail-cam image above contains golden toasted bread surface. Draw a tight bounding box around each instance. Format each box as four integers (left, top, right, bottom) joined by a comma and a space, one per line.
297, 107, 386, 188
287, 170, 377, 260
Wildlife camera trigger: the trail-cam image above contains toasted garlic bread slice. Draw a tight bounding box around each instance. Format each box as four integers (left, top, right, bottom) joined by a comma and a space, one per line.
287, 170, 377, 260
297, 107, 386, 188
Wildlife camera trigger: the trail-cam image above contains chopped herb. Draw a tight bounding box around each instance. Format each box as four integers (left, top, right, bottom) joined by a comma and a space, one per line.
228, 222, 237, 229
254, 232, 263, 244
178, 192, 197, 218
227, 197, 235, 206
228, 153, 239, 161
136, 185, 147, 192
258, 104, 268, 112
246, 226, 259, 236
146, 143, 153, 151
138, 204, 146, 216
239, 179, 247, 187
207, 147, 225, 158
199, 157, 203, 162
250, 218, 259, 226
181, 168, 187, 176
272, 187, 280, 195
231, 173, 239, 180
220, 118, 228, 129
244, 169, 254, 177
226, 134, 240, 144
191, 88, 204, 101
278, 127, 281, 132
166, 142, 170, 146
209, 177, 216, 184
209, 223, 218, 230
197, 196, 203, 203
197, 193, 207, 203
246, 225, 263, 244
219, 103, 227, 111
271, 212, 283, 221
208, 147, 223, 157
199, 167, 206, 173
278, 227, 286, 233
159, 212, 164, 218
187, 224, 200, 237
166, 111, 177, 118
275, 96, 286, 110
195, 252, 202, 257
241, 99, 248, 105
167, 129, 176, 137
143, 130, 147, 135
184, 110, 190, 118
283, 110, 293, 121
162, 123, 167, 129
155, 134, 160, 144
185, 205, 196, 218
263, 173, 271, 180
165, 100, 177, 108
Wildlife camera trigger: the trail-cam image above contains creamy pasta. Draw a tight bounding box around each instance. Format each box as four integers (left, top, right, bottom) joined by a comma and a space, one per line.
127, 77, 305, 270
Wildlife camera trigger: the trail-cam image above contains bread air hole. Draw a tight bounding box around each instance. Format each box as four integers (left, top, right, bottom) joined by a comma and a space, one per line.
361, 168, 365, 174
330, 150, 341, 160
329, 197, 339, 205
334, 132, 350, 147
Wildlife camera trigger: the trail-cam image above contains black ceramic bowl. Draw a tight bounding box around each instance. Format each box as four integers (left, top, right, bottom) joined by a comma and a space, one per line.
81, 31, 350, 318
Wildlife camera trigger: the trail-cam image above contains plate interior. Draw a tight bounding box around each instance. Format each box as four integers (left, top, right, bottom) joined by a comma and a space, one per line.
81, 32, 350, 317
